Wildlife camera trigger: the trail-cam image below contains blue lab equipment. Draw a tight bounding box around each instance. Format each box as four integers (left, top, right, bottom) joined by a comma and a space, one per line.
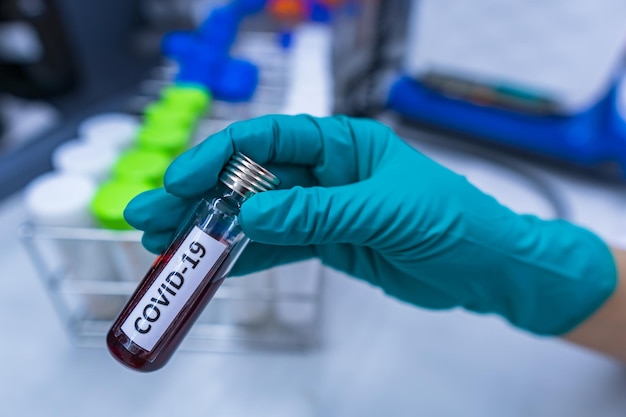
386, 74, 626, 175
161, 2, 264, 101
211, 58, 259, 102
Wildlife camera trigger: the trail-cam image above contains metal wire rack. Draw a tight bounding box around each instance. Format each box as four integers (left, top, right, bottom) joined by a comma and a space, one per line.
19, 223, 325, 352
18, 29, 325, 353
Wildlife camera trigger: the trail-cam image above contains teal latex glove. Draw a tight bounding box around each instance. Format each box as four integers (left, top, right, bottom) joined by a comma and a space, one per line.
125, 114, 617, 335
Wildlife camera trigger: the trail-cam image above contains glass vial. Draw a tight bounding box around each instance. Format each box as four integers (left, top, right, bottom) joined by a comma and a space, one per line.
106, 153, 279, 372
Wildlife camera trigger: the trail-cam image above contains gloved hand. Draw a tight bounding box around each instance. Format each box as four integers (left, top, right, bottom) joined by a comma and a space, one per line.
125, 114, 617, 335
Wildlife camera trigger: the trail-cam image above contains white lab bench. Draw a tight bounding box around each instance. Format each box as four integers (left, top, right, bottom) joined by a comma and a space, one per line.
1, 25, 626, 417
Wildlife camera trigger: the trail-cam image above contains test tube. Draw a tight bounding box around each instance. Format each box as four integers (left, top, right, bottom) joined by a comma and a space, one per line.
160, 84, 211, 117
274, 259, 322, 327
52, 139, 117, 183
136, 125, 191, 157
79, 113, 140, 152
112, 148, 172, 188
223, 270, 273, 326
107, 153, 279, 372
24, 172, 96, 229
90, 179, 156, 282
23, 172, 120, 319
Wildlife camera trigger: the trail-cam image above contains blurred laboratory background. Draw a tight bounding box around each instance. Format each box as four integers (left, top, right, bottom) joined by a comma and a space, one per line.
1, 0, 626, 415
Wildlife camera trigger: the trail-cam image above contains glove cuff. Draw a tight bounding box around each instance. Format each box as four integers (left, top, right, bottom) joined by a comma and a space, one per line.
497, 217, 617, 335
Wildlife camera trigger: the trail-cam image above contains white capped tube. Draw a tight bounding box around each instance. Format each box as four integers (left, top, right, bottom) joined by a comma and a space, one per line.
52, 139, 117, 183
23, 172, 123, 319
79, 113, 140, 151
24, 172, 97, 227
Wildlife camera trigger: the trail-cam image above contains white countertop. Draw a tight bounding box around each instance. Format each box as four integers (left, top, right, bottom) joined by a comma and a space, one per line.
1, 24, 626, 417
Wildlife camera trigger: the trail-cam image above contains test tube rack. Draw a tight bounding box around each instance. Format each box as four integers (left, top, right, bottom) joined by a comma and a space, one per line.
19, 26, 326, 353
19, 223, 325, 352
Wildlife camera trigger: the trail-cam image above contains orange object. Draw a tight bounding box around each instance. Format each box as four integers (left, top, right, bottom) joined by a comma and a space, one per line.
267, 0, 309, 22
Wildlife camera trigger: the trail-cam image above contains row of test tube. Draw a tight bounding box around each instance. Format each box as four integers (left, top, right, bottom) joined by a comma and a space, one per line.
19, 25, 323, 349
21, 83, 209, 322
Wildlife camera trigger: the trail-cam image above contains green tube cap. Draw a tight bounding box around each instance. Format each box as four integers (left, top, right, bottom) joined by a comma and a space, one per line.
91, 180, 152, 230
137, 125, 190, 156
113, 148, 172, 187
161, 84, 211, 115
143, 102, 197, 131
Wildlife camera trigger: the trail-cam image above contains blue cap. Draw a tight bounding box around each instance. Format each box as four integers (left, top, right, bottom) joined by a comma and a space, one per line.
310, 2, 332, 23
231, 0, 267, 15
211, 58, 259, 102
161, 31, 197, 58
278, 30, 293, 49
198, 6, 241, 52
175, 53, 226, 88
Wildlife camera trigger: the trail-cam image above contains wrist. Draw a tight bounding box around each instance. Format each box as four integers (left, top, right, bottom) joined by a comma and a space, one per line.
563, 247, 626, 361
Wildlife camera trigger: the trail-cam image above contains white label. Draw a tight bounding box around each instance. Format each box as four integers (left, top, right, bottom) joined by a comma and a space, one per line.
121, 226, 227, 351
